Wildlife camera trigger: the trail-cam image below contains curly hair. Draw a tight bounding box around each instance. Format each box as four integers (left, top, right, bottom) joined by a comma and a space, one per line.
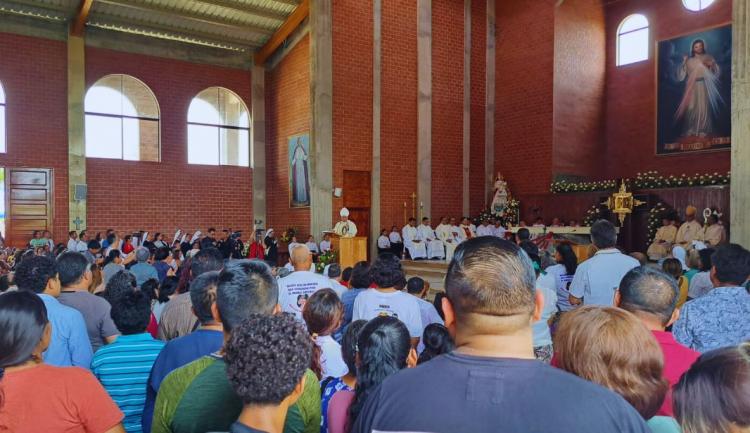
225, 314, 311, 405
302, 288, 343, 379
103, 270, 138, 305
14, 255, 57, 294
370, 253, 404, 289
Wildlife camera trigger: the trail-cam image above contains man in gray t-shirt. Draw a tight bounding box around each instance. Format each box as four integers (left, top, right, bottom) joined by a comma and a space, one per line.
57, 251, 119, 351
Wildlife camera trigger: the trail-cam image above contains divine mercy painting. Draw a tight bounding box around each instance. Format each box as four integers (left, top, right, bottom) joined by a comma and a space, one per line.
289, 133, 311, 208
657, 25, 732, 155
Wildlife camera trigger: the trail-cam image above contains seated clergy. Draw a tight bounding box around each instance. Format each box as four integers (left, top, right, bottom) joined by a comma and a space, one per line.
436, 217, 458, 262
701, 213, 726, 248
449, 218, 464, 244
459, 217, 475, 241
333, 208, 357, 238
418, 218, 445, 260
402, 218, 427, 260
647, 212, 678, 261
675, 206, 702, 248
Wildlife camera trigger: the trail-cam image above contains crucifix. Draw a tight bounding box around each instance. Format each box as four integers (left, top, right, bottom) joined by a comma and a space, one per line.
72, 216, 84, 231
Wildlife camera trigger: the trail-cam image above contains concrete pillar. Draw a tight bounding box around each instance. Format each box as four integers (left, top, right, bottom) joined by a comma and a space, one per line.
462, 0, 472, 215
485, 0, 496, 206
309, 0, 333, 238
251, 64, 266, 230
731, 0, 750, 247
371, 0, 382, 257
417, 0, 432, 219
68, 35, 86, 232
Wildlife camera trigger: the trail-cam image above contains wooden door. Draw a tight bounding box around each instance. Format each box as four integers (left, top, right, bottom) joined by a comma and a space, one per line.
343, 170, 371, 259
5, 168, 53, 248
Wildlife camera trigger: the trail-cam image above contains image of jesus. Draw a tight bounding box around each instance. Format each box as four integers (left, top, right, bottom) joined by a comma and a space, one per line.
674, 39, 723, 138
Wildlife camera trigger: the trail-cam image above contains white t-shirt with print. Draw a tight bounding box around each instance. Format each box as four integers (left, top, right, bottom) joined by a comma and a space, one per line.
352, 289, 423, 338
278, 271, 333, 322
317, 334, 348, 378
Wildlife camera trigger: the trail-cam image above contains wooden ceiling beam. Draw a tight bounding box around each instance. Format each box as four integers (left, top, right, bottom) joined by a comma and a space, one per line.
71, 0, 92, 36
253, 0, 308, 65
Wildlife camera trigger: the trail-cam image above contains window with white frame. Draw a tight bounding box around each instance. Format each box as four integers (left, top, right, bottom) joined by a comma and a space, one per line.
187, 87, 250, 167
617, 14, 650, 66
85, 74, 160, 161
682, 0, 716, 12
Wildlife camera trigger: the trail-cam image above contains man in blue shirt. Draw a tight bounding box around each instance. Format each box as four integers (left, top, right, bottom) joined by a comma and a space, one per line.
142, 271, 224, 433
673, 243, 750, 352
131, 247, 158, 287
14, 255, 92, 368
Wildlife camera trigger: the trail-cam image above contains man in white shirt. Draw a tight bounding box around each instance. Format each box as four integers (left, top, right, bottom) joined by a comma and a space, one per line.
492, 220, 507, 239
325, 263, 348, 298
76, 230, 89, 252
436, 217, 459, 261
377, 230, 391, 254
402, 218, 427, 260
569, 220, 639, 307
476, 220, 493, 237
418, 218, 445, 260
67, 230, 80, 252
320, 234, 332, 253
305, 235, 319, 254
353, 253, 423, 346
389, 225, 404, 257
277, 244, 333, 322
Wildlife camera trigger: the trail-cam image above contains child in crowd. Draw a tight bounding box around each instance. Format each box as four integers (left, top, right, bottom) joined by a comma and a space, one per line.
303, 288, 347, 379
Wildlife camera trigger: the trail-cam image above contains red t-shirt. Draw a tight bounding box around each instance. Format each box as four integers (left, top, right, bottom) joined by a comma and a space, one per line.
0, 364, 123, 433
652, 330, 700, 417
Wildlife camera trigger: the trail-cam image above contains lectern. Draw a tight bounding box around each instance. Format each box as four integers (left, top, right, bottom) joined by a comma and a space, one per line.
331, 235, 368, 269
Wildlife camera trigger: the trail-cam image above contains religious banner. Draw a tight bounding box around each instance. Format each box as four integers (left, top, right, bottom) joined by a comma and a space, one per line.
288, 133, 311, 208
656, 24, 732, 155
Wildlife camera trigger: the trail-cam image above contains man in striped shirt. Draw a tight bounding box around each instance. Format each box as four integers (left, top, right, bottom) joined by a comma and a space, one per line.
92, 290, 165, 433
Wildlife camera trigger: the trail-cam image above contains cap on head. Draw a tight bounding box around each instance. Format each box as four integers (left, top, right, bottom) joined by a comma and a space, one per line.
340, 208, 350, 218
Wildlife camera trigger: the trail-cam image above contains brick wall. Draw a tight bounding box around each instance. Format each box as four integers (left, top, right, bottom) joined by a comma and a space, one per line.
266, 35, 311, 239
495, 0, 556, 197
0, 32, 69, 240
553, 0, 606, 180
604, 0, 731, 178
470, 0, 487, 214
84, 47, 253, 236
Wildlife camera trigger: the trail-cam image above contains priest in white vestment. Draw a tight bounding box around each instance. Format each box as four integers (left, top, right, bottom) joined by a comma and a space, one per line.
333, 207, 357, 238
459, 217, 476, 241
676, 206, 702, 248
402, 218, 427, 260
436, 217, 458, 261
418, 218, 445, 260
701, 214, 726, 247
449, 218, 464, 244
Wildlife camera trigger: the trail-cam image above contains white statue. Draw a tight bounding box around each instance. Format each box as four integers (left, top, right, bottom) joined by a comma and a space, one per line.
491, 173, 509, 217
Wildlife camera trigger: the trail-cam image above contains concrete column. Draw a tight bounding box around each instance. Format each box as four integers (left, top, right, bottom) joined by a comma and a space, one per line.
68, 35, 86, 232
485, 0, 496, 206
417, 0, 432, 218
370, 0, 382, 257
462, 0, 471, 215
251, 64, 266, 230
309, 0, 333, 238
731, 0, 750, 247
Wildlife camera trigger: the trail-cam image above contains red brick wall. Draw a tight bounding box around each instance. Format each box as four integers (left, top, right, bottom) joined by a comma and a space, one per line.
266, 35, 311, 239
553, 0, 606, 179
84, 47, 253, 236
332, 0, 373, 226
432, 0, 465, 220
470, 0, 487, 214
381, 0, 418, 227
604, 0, 731, 178
495, 0, 556, 197
0, 33, 69, 240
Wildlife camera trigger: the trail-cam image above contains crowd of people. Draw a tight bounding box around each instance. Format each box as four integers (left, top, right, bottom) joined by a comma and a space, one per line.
0, 219, 748, 433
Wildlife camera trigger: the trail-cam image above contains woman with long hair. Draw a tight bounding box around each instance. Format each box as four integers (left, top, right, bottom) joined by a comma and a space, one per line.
545, 243, 578, 312
101, 250, 124, 285
0, 291, 125, 432
321, 320, 366, 433
302, 288, 346, 379
554, 306, 677, 432
417, 323, 455, 365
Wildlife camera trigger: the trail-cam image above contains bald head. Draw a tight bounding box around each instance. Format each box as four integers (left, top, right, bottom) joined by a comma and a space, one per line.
618, 266, 679, 326
290, 244, 313, 271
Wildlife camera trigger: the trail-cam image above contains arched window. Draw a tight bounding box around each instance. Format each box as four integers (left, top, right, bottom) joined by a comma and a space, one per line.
85, 74, 160, 161
682, 0, 715, 11
0, 81, 6, 153
617, 14, 649, 66
187, 87, 250, 167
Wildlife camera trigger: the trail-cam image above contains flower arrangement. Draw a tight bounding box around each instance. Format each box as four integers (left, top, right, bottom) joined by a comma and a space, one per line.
316, 249, 337, 273
633, 171, 730, 189
582, 205, 603, 227
473, 197, 520, 227
646, 203, 669, 246
551, 170, 730, 194
279, 227, 296, 244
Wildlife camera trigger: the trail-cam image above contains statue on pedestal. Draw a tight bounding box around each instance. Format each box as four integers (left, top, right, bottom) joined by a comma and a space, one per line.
491, 173, 509, 218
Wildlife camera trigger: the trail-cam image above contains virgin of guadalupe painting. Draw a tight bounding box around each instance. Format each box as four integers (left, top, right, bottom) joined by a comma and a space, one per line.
657, 25, 732, 155
289, 134, 311, 208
